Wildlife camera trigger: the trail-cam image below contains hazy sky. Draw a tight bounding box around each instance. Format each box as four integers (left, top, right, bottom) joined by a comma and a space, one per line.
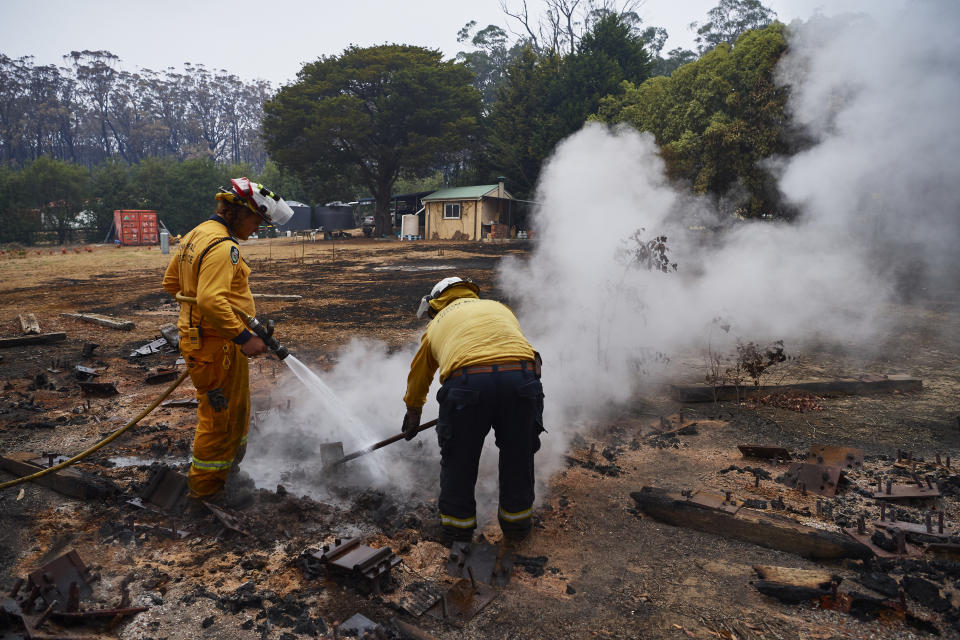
2, 0, 826, 86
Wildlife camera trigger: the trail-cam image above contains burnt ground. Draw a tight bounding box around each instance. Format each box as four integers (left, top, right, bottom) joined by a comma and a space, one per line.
1, 237, 960, 639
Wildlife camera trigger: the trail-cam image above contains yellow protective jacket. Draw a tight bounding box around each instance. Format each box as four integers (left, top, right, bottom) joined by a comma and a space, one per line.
162, 216, 255, 345
403, 291, 536, 408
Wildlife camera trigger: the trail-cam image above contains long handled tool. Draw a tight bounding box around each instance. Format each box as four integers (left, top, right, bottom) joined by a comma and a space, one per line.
330, 419, 438, 468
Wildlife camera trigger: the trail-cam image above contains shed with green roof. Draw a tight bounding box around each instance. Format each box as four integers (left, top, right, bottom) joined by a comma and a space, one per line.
421, 181, 514, 240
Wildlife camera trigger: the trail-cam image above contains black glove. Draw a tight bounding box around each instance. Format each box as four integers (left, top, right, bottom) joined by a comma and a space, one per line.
402, 407, 422, 441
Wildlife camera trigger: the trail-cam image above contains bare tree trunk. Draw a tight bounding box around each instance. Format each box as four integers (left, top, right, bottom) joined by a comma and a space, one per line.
375, 180, 394, 238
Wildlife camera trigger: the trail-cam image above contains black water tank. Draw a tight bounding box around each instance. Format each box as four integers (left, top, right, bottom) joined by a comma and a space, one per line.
276, 202, 313, 232
313, 205, 355, 231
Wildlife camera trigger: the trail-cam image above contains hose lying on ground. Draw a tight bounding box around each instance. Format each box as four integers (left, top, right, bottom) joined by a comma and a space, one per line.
0, 368, 190, 491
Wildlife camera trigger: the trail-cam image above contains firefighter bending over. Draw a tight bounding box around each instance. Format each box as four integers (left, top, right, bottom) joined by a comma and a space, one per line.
402, 277, 545, 545
162, 178, 293, 505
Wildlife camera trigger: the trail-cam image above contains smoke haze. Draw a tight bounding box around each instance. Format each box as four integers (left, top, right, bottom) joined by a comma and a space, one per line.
246, 1, 960, 522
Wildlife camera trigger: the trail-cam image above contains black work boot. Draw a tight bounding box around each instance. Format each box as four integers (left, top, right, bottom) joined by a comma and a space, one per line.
439, 527, 474, 548
501, 526, 531, 548
184, 494, 218, 518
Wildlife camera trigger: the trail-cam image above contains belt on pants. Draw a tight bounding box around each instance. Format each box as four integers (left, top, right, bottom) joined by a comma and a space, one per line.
447, 361, 537, 379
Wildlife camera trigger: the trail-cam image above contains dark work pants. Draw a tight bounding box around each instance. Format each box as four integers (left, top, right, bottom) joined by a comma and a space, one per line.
436, 368, 544, 541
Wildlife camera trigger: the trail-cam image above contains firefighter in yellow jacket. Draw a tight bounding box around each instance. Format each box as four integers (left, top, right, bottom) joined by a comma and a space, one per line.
402, 277, 544, 545
162, 178, 293, 502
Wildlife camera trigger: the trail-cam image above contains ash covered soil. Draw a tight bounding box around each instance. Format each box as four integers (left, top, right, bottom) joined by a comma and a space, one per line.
2, 237, 960, 639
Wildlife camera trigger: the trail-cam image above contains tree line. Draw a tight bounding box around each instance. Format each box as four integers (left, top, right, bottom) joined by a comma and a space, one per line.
0, 50, 270, 167
0, 157, 297, 245
264, 0, 788, 234
1, 0, 787, 244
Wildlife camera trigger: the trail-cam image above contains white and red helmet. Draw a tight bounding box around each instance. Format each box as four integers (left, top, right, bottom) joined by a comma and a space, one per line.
416, 277, 480, 319
217, 177, 294, 226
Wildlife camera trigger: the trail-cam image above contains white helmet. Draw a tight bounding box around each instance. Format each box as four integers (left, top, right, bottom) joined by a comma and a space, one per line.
217, 177, 294, 226
416, 277, 479, 319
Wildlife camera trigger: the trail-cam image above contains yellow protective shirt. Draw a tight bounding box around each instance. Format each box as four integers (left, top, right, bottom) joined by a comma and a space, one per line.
403, 293, 536, 408
162, 217, 255, 343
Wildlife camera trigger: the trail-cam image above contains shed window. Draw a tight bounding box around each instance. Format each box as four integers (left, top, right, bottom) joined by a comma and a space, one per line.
443, 203, 461, 219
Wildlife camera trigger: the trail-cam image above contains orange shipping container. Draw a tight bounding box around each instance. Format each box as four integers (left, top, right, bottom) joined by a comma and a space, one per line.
113, 210, 159, 246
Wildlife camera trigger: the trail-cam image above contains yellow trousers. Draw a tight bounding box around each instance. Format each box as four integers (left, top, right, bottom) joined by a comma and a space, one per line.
183, 335, 250, 498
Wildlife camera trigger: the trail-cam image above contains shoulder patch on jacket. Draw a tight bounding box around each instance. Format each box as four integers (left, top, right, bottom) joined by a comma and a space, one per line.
230, 246, 240, 264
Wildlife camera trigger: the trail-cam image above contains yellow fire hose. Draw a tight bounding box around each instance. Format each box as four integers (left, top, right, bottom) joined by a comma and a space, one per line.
0, 295, 280, 492
0, 369, 190, 491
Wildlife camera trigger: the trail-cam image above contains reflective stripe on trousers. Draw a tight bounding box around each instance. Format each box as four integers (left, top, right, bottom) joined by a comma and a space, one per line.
498, 506, 533, 522
441, 513, 478, 529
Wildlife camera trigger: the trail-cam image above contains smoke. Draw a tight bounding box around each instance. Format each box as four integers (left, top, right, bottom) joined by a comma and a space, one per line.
503, 1, 960, 478
245, 1, 960, 522
776, 1, 960, 293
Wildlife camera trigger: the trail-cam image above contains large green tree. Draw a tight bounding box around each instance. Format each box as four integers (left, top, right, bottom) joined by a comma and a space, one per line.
262, 45, 481, 235
596, 22, 790, 216
484, 12, 652, 198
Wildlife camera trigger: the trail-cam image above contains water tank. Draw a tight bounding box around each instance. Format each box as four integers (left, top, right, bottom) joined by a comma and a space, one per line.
313, 205, 355, 231
401, 214, 419, 237
276, 202, 313, 232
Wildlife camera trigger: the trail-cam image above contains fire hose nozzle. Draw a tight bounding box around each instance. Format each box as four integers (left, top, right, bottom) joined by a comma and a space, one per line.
246, 315, 290, 360
174, 293, 289, 360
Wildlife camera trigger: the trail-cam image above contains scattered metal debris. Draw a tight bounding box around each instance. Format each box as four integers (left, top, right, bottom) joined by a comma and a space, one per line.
738, 445, 791, 462
779, 462, 842, 497
128, 336, 175, 358
339, 612, 384, 636
876, 513, 950, 538
872, 477, 941, 500
393, 581, 445, 617
752, 565, 938, 634
127, 466, 188, 514
27, 550, 95, 611
843, 520, 923, 559
424, 577, 497, 627
74, 364, 100, 380
446, 541, 513, 587
4, 550, 148, 638
808, 445, 864, 470
78, 380, 119, 396
680, 489, 742, 514
205, 502, 254, 538
314, 537, 402, 595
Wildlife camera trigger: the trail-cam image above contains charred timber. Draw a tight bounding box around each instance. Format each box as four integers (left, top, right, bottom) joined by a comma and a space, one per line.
0, 332, 66, 348
671, 375, 922, 402
631, 487, 872, 560
60, 312, 135, 331
0, 452, 118, 499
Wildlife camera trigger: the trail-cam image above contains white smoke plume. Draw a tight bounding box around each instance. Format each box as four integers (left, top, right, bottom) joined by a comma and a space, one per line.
504, 0, 960, 478
246, 1, 960, 520
776, 1, 960, 291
